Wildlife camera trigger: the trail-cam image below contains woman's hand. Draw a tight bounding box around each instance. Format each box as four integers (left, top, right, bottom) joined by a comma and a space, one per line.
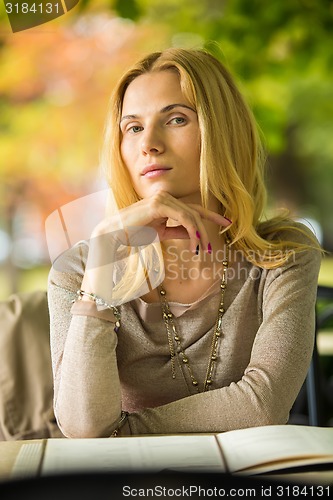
81, 190, 231, 303
92, 190, 230, 253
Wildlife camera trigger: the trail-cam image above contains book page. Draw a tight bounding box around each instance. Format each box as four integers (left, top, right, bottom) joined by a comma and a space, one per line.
11, 442, 45, 479
217, 425, 333, 474
42, 435, 226, 475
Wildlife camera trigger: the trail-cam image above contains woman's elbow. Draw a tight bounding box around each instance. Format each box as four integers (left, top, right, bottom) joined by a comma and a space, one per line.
55, 410, 116, 438
252, 404, 289, 428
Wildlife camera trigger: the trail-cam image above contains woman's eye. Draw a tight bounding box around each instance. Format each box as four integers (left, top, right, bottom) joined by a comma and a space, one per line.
169, 116, 186, 125
128, 125, 143, 133
124, 125, 143, 134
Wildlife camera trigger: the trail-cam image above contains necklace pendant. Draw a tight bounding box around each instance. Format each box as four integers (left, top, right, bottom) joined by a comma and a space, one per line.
160, 237, 229, 391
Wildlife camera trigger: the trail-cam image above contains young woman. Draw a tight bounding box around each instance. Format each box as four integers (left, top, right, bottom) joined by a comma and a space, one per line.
48, 48, 321, 437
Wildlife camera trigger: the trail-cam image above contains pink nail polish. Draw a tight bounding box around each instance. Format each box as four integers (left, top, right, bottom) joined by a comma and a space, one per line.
207, 242, 212, 254
196, 230, 201, 239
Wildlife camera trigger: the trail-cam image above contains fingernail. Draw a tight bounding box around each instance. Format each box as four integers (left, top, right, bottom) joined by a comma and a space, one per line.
195, 244, 200, 255
207, 242, 212, 254
224, 217, 232, 224
196, 230, 201, 239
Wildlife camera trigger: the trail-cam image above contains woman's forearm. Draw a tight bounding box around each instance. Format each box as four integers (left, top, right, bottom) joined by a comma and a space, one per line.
54, 314, 122, 438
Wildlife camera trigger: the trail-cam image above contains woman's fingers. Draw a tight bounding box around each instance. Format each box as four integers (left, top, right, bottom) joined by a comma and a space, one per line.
162, 202, 232, 253
96, 192, 232, 254
187, 204, 232, 227
150, 194, 203, 251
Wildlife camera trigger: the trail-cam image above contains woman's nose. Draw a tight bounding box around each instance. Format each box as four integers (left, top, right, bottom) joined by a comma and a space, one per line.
141, 128, 165, 156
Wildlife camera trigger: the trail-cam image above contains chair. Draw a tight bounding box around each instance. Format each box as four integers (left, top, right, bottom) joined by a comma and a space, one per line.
303, 285, 333, 426
0, 291, 63, 440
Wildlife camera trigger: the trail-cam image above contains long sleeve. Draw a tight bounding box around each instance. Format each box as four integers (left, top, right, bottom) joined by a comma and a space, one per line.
48, 233, 321, 437
124, 244, 321, 434
48, 243, 123, 438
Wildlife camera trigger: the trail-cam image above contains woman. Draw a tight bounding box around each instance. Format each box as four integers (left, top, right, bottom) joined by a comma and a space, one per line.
48, 48, 321, 438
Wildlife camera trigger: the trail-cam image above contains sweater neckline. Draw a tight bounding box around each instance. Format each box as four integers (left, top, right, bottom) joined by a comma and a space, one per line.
133, 279, 221, 322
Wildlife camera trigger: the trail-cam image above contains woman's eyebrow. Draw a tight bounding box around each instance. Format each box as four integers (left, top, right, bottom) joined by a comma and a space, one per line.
120, 103, 196, 123
161, 103, 196, 114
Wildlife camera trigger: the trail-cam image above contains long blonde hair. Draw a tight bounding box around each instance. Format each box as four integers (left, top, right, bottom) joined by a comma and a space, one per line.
100, 48, 320, 303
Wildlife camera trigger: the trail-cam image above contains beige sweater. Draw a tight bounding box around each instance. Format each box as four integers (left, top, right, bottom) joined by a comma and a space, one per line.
48, 228, 321, 438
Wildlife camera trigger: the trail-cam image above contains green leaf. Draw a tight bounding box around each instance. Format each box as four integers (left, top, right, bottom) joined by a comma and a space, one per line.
114, 0, 142, 21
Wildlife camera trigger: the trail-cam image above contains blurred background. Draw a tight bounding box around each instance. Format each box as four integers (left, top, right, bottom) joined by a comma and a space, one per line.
0, 0, 332, 297
1, 0, 333, 299
0, 0, 332, 424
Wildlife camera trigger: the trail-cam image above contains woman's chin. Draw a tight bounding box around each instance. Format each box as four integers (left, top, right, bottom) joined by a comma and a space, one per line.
136, 182, 201, 202
161, 186, 200, 198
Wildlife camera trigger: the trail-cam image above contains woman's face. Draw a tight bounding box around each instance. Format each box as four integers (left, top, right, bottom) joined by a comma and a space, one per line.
120, 70, 201, 201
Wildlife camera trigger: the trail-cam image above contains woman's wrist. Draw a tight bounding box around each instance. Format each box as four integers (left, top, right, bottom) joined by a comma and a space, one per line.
71, 299, 119, 324
74, 289, 121, 332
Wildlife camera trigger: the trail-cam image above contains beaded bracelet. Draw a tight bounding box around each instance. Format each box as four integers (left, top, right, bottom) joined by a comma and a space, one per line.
76, 290, 121, 333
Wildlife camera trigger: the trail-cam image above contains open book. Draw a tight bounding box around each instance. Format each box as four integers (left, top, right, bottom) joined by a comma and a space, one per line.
12, 425, 333, 478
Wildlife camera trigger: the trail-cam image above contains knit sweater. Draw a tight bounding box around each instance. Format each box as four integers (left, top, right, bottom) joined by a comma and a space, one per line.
48, 227, 321, 438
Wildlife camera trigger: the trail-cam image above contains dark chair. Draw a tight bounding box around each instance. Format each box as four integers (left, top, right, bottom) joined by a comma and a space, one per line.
303, 285, 333, 426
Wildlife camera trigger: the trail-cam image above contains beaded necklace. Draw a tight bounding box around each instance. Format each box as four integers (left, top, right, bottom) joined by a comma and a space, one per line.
158, 242, 229, 393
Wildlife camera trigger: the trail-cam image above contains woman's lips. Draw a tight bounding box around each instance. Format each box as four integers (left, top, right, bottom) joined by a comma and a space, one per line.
143, 168, 172, 178
141, 164, 172, 177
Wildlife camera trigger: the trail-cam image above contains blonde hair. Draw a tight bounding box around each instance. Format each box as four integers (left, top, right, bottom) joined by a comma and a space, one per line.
100, 48, 320, 303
